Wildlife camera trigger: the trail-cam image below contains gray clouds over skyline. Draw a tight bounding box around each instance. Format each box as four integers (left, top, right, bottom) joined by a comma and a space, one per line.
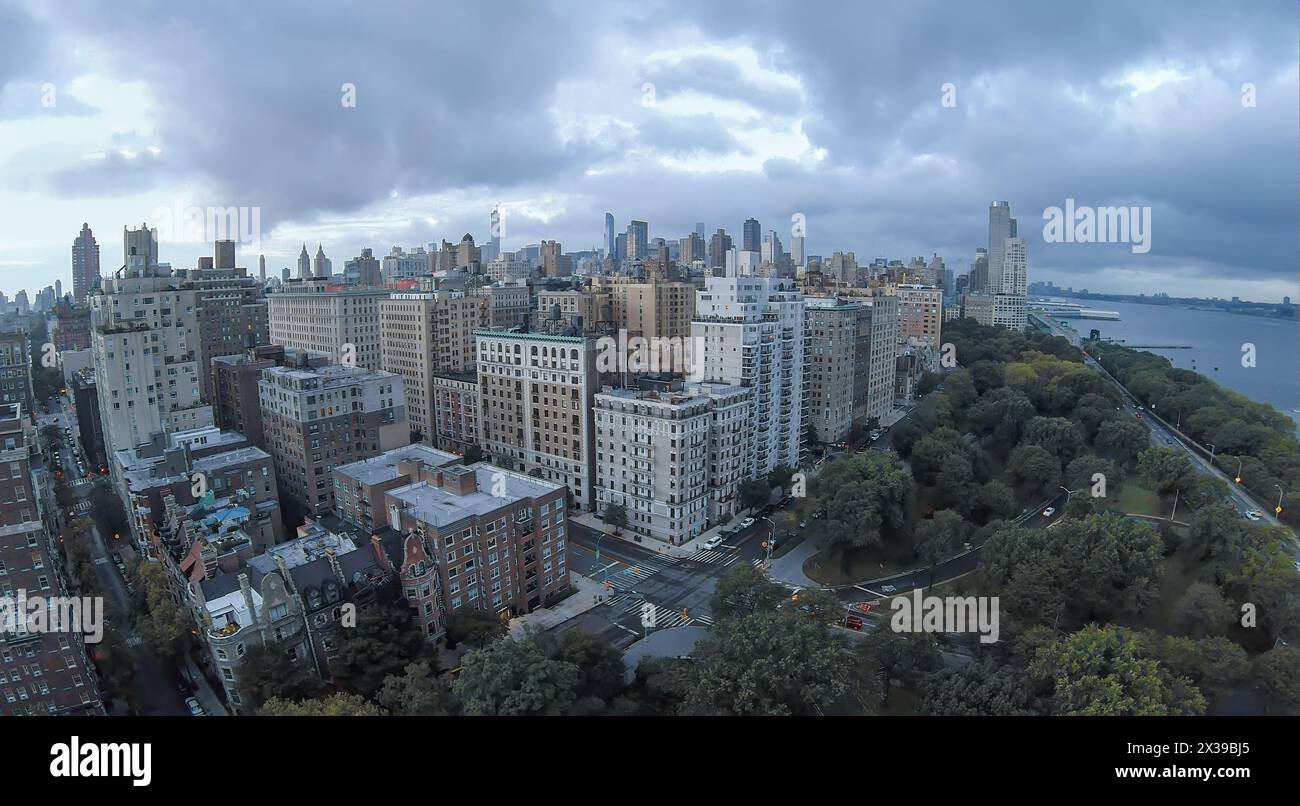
0, 0, 1295, 301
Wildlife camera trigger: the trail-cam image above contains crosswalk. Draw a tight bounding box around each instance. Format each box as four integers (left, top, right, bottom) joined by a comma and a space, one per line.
595, 555, 676, 593
683, 548, 743, 566
614, 596, 713, 628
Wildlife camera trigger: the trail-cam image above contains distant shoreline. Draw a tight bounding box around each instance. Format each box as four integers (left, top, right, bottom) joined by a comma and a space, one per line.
1044, 291, 1296, 322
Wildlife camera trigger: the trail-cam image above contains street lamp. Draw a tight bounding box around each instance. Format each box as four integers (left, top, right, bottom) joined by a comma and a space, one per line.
1206, 443, 1216, 465
1234, 457, 1243, 484
1275, 484, 1285, 517
760, 516, 776, 566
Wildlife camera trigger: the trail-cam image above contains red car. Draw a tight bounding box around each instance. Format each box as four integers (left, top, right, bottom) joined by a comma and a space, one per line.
844, 614, 865, 630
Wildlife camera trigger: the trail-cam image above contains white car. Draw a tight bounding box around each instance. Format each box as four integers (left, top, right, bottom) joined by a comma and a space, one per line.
880, 584, 898, 593
1245, 510, 1263, 521
740, 517, 755, 529
184, 696, 205, 716
1042, 507, 1056, 517
702, 535, 724, 550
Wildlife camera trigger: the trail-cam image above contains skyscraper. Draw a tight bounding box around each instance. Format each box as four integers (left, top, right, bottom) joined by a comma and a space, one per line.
987, 201, 1014, 291
312, 244, 331, 279
709, 229, 732, 269
259, 254, 267, 283
297, 244, 311, 279
604, 212, 616, 259
742, 218, 761, 252
72, 222, 100, 303
626, 220, 648, 260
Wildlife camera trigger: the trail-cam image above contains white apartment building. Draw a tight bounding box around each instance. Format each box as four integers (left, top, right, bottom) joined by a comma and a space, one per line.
594, 387, 710, 544
691, 274, 805, 478
381, 246, 432, 283
91, 225, 213, 468
475, 330, 598, 510
486, 252, 533, 284
268, 283, 390, 370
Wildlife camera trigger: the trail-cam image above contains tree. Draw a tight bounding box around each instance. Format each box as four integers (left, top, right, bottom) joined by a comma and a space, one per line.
1030, 625, 1206, 716
804, 451, 912, 558
376, 660, 450, 715
711, 563, 786, 623
739, 479, 770, 510
603, 503, 628, 534
1095, 418, 1151, 467
131, 561, 188, 664
974, 480, 1019, 523
453, 635, 579, 716
856, 627, 942, 701
1252, 646, 1300, 715
1006, 444, 1061, 498
909, 427, 971, 486
1172, 582, 1235, 638
259, 693, 385, 716
445, 608, 507, 649
980, 513, 1164, 629
552, 628, 626, 703
767, 464, 795, 494
913, 509, 969, 585
1064, 454, 1119, 499
330, 601, 435, 698
237, 644, 327, 710
1185, 503, 1248, 567
681, 611, 866, 715
88, 483, 128, 541
916, 661, 1042, 715
1022, 416, 1085, 466
1136, 446, 1196, 497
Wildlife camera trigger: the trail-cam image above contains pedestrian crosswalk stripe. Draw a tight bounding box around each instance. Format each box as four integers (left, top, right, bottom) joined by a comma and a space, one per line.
684, 549, 731, 564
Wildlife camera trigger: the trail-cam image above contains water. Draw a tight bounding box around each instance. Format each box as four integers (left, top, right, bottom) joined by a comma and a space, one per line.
1054, 297, 1299, 428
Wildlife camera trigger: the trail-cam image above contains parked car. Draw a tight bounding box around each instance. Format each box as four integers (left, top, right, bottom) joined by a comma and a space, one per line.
880, 584, 898, 593
702, 535, 724, 550
844, 614, 865, 630
185, 696, 205, 716
798, 520, 807, 529
739, 517, 755, 529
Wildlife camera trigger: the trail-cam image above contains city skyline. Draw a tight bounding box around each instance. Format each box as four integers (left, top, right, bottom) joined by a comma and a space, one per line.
0, 2, 1295, 302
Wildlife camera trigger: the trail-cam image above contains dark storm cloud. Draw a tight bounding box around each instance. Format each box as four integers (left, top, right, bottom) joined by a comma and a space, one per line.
4, 0, 1296, 297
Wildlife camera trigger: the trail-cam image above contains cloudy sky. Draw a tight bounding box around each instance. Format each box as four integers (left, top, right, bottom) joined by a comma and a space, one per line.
0, 0, 1296, 301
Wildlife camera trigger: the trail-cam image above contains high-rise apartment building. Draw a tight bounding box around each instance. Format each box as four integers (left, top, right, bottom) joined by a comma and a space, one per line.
475, 331, 598, 510
344, 248, 383, 286
691, 274, 805, 477
92, 224, 214, 478
0, 331, 33, 416
599, 275, 695, 340
72, 223, 100, 304
480, 282, 530, 328
896, 284, 944, 350
0, 404, 104, 715
182, 241, 270, 404
258, 363, 409, 520
708, 229, 732, 269
380, 246, 431, 284
804, 299, 862, 443
604, 213, 616, 260
742, 218, 761, 253
431, 371, 479, 454
380, 290, 488, 443
267, 284, 390, 370
858, 291, 899, 422
626, 221, 648, 261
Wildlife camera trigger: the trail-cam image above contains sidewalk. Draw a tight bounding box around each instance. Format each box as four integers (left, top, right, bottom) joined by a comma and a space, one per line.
766, 537, 818, 588
507, 572, 605, 637
878, 403, 914, 429
183, 653, 229, 716
570, 510, 754, 559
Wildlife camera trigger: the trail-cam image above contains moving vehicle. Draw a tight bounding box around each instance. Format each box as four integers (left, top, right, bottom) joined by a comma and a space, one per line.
844, 614, 864, 630
702, 535, 724, 550
1245, 510, 1263, 521
1042, 507, 1056, 517
880, 584, 898, 593
739, 517, 755, 529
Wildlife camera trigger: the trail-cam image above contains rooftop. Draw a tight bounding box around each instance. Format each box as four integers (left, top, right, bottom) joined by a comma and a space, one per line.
387, 463, 563, 529
334, 443, 461, 486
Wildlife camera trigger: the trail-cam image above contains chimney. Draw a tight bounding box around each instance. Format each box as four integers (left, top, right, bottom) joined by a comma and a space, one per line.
238, 573, 257, 627
441, 465, 479, 496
